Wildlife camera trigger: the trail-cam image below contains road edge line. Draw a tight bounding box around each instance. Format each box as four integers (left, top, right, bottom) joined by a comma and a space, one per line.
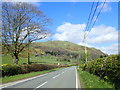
1, 73, 48, 88
76, 68, 78, 89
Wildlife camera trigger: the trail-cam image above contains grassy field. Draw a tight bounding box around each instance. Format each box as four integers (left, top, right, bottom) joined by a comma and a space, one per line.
77, 69, 114, 88
2, 54, 75, 65
1, 67, 65, 84
2, 55, 28, 65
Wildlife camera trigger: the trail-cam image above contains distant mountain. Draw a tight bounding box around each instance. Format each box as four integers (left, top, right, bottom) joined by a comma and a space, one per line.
31, 41, 107, 62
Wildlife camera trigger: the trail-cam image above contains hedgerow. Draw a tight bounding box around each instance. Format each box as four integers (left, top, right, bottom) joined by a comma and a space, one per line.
1, 64, 68, 77
83, 54, 120, 89
2, 64, 22, 77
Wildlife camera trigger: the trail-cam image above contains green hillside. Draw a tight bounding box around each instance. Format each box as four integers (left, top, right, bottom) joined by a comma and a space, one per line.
2, 41, 107, 65
31, 41, 107, 61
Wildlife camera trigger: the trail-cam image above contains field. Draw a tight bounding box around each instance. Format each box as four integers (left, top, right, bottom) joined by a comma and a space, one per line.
2, 41, 105, 66
2, 54, 77, 65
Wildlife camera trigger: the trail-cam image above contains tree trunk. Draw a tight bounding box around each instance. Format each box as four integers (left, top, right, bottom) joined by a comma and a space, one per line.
13, 54, 19, 64
28, 52, 30, 64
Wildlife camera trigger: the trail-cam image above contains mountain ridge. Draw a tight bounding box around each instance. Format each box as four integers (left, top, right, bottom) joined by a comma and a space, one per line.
31, 40, 107, 61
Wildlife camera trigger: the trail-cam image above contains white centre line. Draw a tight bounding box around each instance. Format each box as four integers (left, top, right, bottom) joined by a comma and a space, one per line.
52, 74, 60, 79
34, 81, 48, 90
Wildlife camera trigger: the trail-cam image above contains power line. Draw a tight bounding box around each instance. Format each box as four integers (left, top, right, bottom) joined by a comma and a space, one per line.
86, 0, 107, 38
86, 0, 100, 32
82, 0, 106, 64
83, 0, 99, 43
84, 0, 95, 32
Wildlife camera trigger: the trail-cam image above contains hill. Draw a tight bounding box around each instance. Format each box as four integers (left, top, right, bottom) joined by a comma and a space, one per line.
31, 41, 107, 62
2, 41, 107, 65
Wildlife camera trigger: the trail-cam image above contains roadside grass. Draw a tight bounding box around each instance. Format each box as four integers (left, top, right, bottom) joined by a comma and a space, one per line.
77, 69, 114, 88
1, 67, 65, 84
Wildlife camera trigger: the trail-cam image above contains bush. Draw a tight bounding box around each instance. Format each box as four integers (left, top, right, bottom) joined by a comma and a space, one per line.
83, 55, 120, 89
1, 64, 68, 77
2, 64, 22, 77
79, 64, 86, 69
56, 56, 71, 62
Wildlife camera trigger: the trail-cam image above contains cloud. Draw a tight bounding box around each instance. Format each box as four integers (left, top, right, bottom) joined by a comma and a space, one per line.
97, 3, 112, 12
54, 23, 118, 44
87, 25, 118, 44
53, 22, 86, 44
78, 42, 119, 55
53, 22, 118, 54
78, 42, 94, 48
96, 43, 119, 55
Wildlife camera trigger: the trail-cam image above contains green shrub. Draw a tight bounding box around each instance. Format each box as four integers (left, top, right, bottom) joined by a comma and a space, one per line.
56, 56, 71, 62
83, 55, 120, 89
1, 64, 68, 77
20, 64, 57, 74
2, 64, 22, 77
79, 64, 85, 69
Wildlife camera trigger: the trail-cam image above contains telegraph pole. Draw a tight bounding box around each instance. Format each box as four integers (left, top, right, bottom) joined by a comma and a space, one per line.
82, 0, 106, 64
83, 32, 88, 64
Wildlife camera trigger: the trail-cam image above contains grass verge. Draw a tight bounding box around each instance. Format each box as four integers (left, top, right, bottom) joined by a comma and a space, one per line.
1, 67, 65, 84
77, 69, 114, 88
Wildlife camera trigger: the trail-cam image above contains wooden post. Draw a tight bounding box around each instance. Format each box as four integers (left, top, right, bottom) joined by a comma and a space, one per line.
84, 32, 88, 64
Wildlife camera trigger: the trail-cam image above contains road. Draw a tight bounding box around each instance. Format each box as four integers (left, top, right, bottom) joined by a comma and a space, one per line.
2, 66, 80, 89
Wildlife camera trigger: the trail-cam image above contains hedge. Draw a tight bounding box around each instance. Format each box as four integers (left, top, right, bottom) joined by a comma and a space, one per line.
1, 64, 68, 77
2, 64, 22, 77
82, 54, 120, 89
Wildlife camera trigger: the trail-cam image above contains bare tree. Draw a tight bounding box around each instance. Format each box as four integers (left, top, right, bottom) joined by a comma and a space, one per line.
2, 2, 51, 64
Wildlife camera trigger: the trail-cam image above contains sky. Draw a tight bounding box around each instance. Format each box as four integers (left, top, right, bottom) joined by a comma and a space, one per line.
2, 0, 119, 55
38, 2, 119, 55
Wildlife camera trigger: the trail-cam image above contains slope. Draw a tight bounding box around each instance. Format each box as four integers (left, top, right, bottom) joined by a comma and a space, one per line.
31, 41, 107, 62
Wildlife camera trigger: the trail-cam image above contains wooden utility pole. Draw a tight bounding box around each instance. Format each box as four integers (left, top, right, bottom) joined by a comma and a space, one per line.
83, 32, 88, 64
85, 42, 87, 63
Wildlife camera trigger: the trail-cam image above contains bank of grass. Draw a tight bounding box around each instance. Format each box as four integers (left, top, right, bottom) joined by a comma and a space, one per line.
77, 69, 114, 88
1, 67, 65, 84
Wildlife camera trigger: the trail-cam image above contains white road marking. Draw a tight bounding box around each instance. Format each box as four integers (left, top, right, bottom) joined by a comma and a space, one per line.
1, 73, 47, 89
34, 81, 48, 90
1, 68, 67, 89
76, 68, 78, 89
1, 67, 76, 89
52, 74, 60, 79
